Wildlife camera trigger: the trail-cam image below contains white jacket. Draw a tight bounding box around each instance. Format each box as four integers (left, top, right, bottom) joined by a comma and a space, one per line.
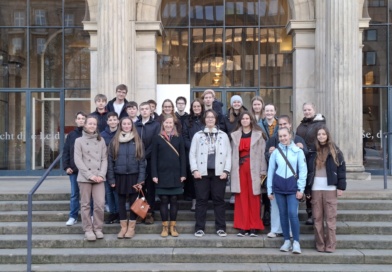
189, 130, 232, 176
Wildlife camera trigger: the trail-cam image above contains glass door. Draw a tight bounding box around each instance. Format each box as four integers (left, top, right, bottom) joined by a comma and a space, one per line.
31, 92, 62, 170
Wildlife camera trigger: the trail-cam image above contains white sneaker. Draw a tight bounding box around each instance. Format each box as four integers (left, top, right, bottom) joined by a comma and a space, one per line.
194, 230, 205, 237
66, 218, 77, 226
280, 240, 292, 252
292, 241, 302, 254
229, 195, 235, 204
216, 230, 227, 237
267, 232, 277, 238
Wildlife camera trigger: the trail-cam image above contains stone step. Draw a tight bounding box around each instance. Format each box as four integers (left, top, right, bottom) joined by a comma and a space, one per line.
2, 199, 392, 211
1, 221, 392, 235
2, 209, 391, 222
2, 248, 392, 265
1, 188, 392, 202
2, 234, 391, 250
3, 263, 392, 272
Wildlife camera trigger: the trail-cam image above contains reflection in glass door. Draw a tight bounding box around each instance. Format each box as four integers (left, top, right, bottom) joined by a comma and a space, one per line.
0, 93, 8, 170
31, 92, 61, 170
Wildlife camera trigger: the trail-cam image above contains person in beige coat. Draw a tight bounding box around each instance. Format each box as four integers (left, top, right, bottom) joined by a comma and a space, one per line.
231, 111, 267, 237
74, 115, 108, 241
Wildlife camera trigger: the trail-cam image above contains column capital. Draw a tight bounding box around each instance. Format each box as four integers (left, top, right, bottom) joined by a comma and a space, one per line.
82, 21, 98, 51
286, 20, 316, 34
359, 17, 370, 29
135, 21, 163, 36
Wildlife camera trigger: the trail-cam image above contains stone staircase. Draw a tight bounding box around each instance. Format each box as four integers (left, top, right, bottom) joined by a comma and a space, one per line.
1, 184, 392, 272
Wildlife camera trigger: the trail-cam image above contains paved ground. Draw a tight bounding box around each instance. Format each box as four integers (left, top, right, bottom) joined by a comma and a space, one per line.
0, 175, 391, 195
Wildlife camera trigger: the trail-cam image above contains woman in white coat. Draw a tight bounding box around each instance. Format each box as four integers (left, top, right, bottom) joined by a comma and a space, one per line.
189, 109, 231, 238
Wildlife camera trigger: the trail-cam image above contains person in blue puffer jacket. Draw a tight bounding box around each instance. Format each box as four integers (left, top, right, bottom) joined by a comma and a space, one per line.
267, 127, 307, 254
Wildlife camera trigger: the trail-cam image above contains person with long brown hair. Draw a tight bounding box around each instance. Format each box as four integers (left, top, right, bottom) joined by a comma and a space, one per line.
251, 96, 265, 125
74, 115, 108, 241
151, 114, 186, 237
182, 98, 205, 211
158, 99, 182, 133
107, 117, 146, 239
305, 125, 346, 253
231, 111, 267, 237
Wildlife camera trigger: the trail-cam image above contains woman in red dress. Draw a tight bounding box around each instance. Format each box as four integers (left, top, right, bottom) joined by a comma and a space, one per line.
231, 111, 267, 237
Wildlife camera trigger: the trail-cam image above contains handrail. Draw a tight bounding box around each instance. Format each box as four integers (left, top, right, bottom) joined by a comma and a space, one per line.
382, 132, 392, 189
27, 152, 63, 272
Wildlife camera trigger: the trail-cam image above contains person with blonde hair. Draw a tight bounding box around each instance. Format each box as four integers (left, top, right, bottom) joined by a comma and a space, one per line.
74, 115, 108, 241
151, 114, 186, 237
296, 102, 326, 225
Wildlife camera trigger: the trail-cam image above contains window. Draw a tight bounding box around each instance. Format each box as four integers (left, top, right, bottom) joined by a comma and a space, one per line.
14, 11, 25, 26
11, 38, 23, 54
365, 51, 377, 66
366, 29, 377, 41
64, 14, 74, 26
37, 38, 46, 55
35, 10, 47, 26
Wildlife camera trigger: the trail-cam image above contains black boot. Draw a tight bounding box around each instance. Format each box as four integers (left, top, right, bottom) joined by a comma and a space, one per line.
305, 209, 314, 225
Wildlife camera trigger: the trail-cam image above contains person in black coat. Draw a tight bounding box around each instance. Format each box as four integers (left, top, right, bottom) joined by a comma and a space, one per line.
296, 102, 326, 225
305, 125, 346, 253
220, 95, 247, 140
100, 112, 120, 224
296, 102, 326, 153
151, 114, 186, 237
182, 98, 205, 210
106, 84, 129, 119
90, 94, 109, 132
107, 117, 146, 239
62, 111, 87, 226
135, 102, 161, 224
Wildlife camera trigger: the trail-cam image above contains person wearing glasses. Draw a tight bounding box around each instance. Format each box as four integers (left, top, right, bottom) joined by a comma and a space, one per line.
158, 99, 182, 133
189, 109, 231, 238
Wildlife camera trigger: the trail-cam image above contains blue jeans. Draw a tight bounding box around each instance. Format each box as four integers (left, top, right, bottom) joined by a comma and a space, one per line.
69, 173, 80, 219
275, 193, 300, 242
104, 180, 119, 214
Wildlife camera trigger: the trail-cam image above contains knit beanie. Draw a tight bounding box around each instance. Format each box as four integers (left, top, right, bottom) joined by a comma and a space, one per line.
230, 95, 243, 106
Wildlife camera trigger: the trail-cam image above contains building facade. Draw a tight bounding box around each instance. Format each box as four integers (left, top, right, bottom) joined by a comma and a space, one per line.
0, 0, 390, 176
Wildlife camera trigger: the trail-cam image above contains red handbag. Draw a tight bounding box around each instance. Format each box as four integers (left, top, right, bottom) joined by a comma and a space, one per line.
130, 189, 150, 219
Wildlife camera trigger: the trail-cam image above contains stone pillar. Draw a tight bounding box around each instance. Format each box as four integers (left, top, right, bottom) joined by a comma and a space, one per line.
315, 0, 370, 177
95, 0, 136, 104
286, 21, 316, 128
135, 22, 163, 103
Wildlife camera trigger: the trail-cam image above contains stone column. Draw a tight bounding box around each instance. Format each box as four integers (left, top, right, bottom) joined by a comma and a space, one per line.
135, 22, 163, 103
315, 0, 370, 177
95, 0, 136, 103
287, 21, 316, 128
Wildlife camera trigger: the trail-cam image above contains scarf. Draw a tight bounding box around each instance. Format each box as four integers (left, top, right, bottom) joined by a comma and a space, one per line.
316, 144, 329, 169
161, 130, 173, 141
119, 131, 134, 143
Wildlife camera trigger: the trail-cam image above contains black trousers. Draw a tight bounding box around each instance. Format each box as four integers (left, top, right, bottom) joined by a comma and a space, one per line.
194, 169, 227, 232
143, 159, 156, 215
118, 193, 138, 220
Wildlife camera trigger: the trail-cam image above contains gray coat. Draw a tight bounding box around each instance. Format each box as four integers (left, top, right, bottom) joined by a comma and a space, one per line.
74, 131, 108, 182
230, 130, 267, 195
